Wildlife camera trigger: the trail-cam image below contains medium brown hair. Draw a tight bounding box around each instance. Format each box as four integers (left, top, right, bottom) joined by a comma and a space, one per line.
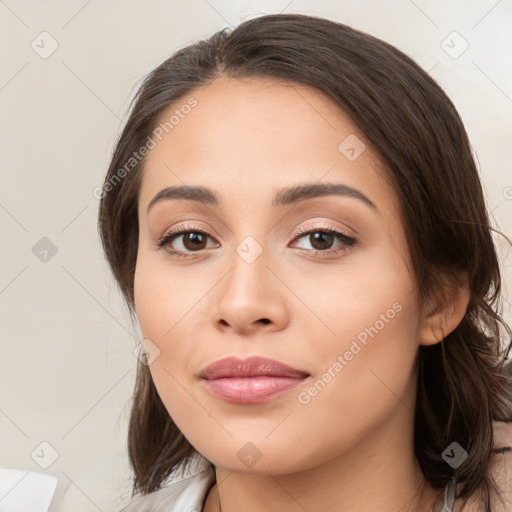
98, 13, 512, 510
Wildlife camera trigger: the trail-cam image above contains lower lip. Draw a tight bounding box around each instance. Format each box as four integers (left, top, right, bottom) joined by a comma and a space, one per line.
201, 376, 308, 404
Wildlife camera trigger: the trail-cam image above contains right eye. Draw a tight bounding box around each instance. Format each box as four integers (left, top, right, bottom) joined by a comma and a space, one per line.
156, 226, 220, 257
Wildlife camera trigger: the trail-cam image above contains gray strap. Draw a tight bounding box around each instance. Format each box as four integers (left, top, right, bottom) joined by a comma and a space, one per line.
441, 477, 458, 512
431, 477, 458, 512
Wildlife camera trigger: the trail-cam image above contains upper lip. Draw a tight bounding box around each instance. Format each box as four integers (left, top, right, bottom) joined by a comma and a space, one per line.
199, 356, 309, 380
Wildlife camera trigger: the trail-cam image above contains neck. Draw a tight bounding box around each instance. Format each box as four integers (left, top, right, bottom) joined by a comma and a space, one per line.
205, 403, 439, 512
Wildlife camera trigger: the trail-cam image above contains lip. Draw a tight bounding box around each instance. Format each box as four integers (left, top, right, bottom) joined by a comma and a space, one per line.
199, 356, 310, 404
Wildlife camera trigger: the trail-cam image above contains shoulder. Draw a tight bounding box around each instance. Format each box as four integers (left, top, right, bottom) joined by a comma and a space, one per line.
118, 453, 216, 512
459, 421, 512, 512
487, 420, 512, 512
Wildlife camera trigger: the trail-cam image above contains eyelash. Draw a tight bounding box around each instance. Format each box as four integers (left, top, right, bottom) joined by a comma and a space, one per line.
156, 223, 357, 259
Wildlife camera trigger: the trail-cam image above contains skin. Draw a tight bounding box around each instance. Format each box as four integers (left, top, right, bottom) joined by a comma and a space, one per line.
134, 76, 470, 512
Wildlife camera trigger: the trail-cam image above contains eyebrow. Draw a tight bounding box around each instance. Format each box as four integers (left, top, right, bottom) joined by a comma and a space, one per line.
147, 182, 376, 212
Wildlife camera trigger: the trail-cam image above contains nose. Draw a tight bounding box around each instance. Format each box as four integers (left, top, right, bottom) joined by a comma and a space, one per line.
211, 241, 289, 336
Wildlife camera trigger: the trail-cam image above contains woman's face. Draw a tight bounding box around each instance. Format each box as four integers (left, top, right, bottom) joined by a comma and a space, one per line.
134, 76, 426, 473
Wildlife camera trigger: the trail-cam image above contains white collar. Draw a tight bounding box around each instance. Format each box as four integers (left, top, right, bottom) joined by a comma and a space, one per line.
119, 453, 215, 512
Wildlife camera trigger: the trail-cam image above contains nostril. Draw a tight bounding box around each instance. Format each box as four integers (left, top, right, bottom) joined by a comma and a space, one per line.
259, 318, 271, 324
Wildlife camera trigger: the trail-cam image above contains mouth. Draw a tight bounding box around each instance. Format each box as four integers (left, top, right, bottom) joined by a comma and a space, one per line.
199, 355, 310, 404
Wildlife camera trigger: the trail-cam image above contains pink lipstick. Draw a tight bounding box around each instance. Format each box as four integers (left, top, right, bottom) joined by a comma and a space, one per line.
199, 356, 309, 404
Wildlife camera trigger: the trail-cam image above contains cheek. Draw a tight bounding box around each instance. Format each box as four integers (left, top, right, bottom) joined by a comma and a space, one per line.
303, 240, 419, 362
134, 258, 203, 430
294, 245, 421, 427
134, 250, 206, 345
133, 249, 214, 396
287, 289, 420, 470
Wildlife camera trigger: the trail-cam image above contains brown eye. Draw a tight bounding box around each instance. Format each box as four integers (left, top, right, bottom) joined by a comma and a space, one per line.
291, 226, 356, 255
307, 231, 335, 251
181, 232, 208, 251
157, 227, 219, 256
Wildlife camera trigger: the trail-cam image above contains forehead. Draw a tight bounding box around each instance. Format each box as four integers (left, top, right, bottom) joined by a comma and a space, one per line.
138, 75, 394, 214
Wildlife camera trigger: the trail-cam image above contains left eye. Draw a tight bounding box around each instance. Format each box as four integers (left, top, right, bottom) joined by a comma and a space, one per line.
291, 228, 356, 253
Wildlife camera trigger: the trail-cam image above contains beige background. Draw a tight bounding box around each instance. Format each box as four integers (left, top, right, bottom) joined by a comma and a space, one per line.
0, 0, 511, 510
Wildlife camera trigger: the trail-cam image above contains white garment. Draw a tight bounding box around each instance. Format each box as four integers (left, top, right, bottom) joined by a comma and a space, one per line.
119, 421, 512, 512
119, 453, 215, 512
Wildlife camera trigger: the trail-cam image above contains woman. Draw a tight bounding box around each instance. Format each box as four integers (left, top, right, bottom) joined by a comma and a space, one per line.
98, 13, 512, 512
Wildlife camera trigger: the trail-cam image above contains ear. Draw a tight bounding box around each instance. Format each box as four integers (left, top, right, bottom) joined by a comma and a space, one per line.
419, 272, 471, 346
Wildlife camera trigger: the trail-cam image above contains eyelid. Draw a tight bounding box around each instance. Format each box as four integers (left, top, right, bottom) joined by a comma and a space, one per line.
290, 221, 355, 240
156, 222, 218, 245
